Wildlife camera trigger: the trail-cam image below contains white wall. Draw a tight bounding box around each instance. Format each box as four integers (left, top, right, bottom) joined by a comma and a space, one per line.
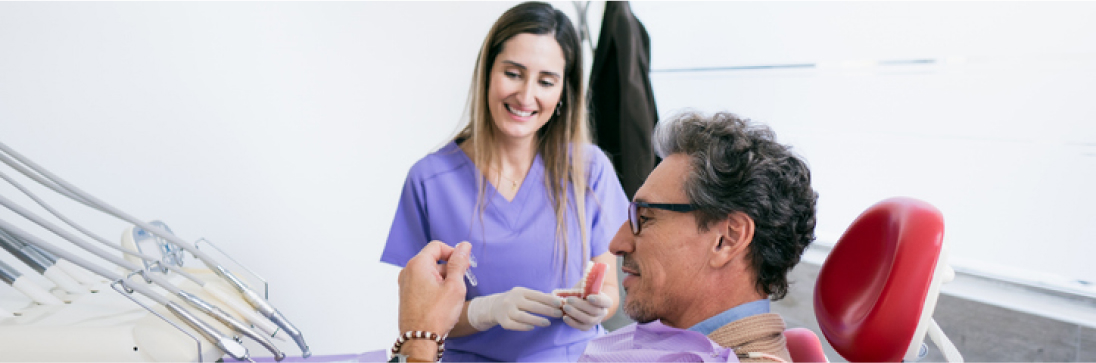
631, 2, 1096, 292
0, 1, 545, 356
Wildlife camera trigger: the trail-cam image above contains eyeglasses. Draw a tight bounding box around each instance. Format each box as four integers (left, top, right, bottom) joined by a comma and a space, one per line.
628, 201, 698, 235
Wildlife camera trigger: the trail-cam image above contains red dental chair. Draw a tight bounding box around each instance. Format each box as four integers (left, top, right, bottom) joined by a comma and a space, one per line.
787, 197, 963, 362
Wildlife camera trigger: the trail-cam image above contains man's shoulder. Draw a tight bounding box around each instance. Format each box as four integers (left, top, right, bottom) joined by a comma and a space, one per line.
707, 313, 791, 363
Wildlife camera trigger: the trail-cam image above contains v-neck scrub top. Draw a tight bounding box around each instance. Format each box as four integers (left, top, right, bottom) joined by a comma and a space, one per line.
381, 141, 630, 362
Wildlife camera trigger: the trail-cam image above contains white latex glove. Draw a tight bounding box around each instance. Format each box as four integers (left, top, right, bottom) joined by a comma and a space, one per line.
467, 287, 564, 331
561, 292, 611, 331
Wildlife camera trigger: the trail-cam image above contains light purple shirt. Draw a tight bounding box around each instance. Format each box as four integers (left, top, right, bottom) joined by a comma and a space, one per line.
381, 141, 629, 362
579, 320, 741, 362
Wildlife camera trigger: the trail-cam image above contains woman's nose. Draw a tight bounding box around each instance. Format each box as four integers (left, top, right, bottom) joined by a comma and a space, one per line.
516, 79, 536, 105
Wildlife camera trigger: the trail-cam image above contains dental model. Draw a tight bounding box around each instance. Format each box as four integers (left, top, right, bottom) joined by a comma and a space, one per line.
553, 261, 608, 299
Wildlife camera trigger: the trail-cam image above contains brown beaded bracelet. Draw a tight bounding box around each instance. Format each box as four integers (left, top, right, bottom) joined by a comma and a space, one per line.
391, 330, 445, 361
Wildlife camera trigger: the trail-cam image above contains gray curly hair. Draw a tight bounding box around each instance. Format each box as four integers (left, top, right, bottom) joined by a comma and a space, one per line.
652, 111, 818, 300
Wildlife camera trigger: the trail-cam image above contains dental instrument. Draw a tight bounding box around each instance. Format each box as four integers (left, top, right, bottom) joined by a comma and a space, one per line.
0, 229, 89, 294
121, 221, 185, 272
0, 165, 283, 340
465, 252, 478, 286
0, 193, 286, 361
0, 218, 255, 361
124, 223, 283, 340
0, 168, 203, 287
0, 257, 65, 305
3, 232, 104, 289
0, 140, 311, 358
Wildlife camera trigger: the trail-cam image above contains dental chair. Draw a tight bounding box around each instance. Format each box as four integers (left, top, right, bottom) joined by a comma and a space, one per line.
789, 197, 963, 362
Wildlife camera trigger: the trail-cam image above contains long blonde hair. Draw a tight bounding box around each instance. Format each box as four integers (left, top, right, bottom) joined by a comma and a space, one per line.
455, 2, 591, 286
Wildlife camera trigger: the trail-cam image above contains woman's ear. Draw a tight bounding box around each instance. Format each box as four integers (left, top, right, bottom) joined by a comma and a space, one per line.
710, 211, 755, 268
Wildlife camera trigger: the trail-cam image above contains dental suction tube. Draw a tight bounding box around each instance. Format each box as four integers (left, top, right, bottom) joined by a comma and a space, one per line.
0, 141, 311, 357
0, 218, 253, 361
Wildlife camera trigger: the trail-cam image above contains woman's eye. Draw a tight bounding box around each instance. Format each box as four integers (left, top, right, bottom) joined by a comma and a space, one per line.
638, 216, 651, 226
539, 80, 555, 87
505, 71, 520, 79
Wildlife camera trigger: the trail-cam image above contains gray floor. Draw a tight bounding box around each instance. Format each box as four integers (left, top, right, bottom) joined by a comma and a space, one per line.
604, 258, 1096, 362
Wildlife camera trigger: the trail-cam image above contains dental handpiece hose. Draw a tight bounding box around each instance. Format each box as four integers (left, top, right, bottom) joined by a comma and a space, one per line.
0, 194, 285, 361
0, 258, 64, 305
0, 168, 206, 287
0, 141, 310, 357
0, 233, 87, 294
0, 218, 254, 360
0, 228, 102, 287
0, 165, 281, 338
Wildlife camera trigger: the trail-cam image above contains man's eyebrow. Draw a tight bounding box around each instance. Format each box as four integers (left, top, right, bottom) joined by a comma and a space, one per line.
501, 60, 561, 79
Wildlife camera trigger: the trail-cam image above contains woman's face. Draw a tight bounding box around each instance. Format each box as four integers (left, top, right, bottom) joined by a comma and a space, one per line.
487, 33, 566, 145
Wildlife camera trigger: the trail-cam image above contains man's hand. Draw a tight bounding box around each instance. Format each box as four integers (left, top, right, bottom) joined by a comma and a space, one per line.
398, 240, 472, 336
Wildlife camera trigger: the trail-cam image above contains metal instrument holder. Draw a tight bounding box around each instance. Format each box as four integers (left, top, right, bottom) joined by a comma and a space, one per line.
194, 238, 269, 300
110, 265, 206, 362
133, 222, 186, 274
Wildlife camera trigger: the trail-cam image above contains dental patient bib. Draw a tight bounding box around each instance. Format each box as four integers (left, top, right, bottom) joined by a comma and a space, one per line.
579, 321, 739, 362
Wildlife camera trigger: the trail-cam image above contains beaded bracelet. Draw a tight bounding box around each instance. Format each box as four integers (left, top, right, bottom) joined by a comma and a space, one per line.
391, 330, 445, 361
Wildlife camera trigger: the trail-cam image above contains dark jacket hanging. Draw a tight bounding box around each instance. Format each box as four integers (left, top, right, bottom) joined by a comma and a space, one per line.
588, 1, 658, 200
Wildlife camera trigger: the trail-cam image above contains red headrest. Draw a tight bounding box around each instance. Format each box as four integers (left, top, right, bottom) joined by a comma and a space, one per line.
813, 197, 945, 362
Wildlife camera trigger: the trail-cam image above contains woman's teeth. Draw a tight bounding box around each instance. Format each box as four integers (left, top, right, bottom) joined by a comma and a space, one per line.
507, 105, 534, 117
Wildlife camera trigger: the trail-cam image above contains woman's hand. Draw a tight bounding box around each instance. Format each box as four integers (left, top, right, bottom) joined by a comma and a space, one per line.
466, 287, 564, 331
561, 292, 612, 331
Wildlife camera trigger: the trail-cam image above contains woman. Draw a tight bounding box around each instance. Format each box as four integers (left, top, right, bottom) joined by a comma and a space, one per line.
381, 2, 629, 362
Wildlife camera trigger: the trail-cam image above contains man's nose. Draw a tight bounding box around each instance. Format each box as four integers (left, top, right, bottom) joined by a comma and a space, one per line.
608, 221, 633, 256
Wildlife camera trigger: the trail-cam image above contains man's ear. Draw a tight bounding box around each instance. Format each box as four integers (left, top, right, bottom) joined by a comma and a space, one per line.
710, 211, 755, 268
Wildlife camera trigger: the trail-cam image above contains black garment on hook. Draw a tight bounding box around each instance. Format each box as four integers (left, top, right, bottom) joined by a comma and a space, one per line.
588, 1, 659, 200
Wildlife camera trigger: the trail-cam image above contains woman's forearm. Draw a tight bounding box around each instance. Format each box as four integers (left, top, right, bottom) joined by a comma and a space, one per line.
446, 300, 481, 337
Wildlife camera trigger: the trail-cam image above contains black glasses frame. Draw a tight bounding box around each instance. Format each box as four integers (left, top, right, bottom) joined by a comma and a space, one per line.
628, 201, 698, 235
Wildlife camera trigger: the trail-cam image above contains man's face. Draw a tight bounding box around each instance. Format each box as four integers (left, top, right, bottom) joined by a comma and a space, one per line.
609, 153, 721, 327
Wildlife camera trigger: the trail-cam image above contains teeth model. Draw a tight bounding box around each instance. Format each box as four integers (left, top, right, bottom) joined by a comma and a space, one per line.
553, 261, 608, 299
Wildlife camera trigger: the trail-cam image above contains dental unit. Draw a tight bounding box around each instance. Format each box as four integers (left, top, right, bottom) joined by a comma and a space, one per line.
0, 162, 283, 340
0, 229, 89, 295
0, 226, 103, 288
0, 140, 309, 361
0, 187, 285, 361
0, 257, 65, 306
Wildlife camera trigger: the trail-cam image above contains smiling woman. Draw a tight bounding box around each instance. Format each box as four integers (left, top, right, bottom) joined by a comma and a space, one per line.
378, 2, 630, 362
486, 34, 567, 149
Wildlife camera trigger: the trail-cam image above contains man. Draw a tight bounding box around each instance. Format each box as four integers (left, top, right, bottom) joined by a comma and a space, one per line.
394, 111, 818, 362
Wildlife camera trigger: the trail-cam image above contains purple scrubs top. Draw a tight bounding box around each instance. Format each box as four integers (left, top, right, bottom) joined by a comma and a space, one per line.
381, 141, 630, 362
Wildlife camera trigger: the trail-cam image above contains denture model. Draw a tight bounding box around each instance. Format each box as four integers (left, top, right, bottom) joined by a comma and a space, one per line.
553, 261, 608, 299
